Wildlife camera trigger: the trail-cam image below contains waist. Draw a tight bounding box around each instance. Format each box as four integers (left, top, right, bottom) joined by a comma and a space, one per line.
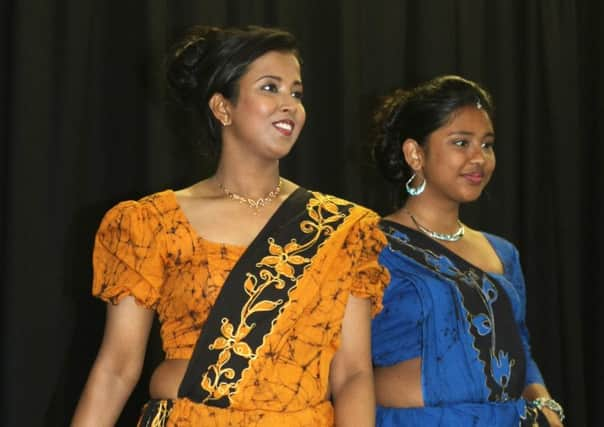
150, 359, 188, 399
377, 400, 527, 426
141, 397, 334, 426
150, 359, 333, 409
374, 357, 423, 407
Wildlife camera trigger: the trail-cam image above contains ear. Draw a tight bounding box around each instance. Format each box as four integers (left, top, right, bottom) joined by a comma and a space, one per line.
208, 93, 232, 126
402, 138, 424, 171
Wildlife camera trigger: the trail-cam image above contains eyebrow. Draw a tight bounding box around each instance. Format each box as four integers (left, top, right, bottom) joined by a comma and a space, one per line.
447, 130, 495, 138
255, 75, 303, 86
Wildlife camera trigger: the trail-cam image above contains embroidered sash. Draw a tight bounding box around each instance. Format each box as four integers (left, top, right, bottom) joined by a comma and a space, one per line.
379, 220, 526, 401
178, 188, 355, 406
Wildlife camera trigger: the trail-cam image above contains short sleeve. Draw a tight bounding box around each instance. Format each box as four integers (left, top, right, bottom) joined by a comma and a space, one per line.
506, 243, 545, 386
92, 199, 166, 309
344, 211, 390, 317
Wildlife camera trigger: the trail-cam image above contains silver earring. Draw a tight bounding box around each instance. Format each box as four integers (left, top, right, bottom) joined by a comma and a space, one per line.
405, 173, 426, 196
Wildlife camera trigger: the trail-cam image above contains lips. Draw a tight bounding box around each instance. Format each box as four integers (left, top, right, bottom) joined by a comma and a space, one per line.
462, 172, 484, 184
272, 119, 295, 136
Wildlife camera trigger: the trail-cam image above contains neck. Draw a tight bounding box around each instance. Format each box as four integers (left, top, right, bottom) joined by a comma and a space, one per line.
403, 195, 461, 232
214, 158, 281, 199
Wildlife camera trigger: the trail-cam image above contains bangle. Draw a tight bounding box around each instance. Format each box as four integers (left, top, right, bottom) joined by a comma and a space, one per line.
527, 397, 565, 422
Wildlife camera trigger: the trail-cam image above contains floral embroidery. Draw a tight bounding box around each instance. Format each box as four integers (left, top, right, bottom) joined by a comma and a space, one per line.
259, 239, 309, 279
199, 192, 354, 404
383, 225, 519, 401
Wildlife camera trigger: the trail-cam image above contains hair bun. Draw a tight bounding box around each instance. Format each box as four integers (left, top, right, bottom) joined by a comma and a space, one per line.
167, 26, 220, 106
372, 89, 410, 183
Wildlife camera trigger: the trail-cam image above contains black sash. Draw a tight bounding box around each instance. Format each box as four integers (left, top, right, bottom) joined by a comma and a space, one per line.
379, 220, 526, 401
178, 188, 355, 406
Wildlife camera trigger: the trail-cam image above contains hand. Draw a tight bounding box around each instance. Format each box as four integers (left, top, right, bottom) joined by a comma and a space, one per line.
541, 407, 564, 427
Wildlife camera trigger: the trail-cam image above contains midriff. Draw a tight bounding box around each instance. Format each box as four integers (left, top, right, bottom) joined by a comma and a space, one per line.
374, 357, 424, 408
150, 359, 334, 402
149, 359, 189, 399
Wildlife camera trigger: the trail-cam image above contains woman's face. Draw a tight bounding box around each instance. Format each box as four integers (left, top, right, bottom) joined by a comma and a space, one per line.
420, 105, 495, 204
220, 50, 305, 161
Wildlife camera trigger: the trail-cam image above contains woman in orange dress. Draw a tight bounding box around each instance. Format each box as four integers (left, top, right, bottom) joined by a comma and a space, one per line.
71, 25, 388, 426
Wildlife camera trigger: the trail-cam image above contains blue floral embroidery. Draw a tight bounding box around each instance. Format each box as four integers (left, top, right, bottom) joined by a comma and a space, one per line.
482, 277, 498, 303
491, 350, 513, 400
472, 314, 492, 336
386, 227, 517, 400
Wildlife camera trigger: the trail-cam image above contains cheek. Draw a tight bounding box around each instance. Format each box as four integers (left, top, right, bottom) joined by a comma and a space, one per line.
486, 155, 496, 175
297, 106, 307, 128
256, 99, 276, 116
240, 96, 275, 116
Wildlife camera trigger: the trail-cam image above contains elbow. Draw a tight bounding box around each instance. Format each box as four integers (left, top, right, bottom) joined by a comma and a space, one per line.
332, 367, 373, 400
112, 358, 144, 390
92, 350, 145, 391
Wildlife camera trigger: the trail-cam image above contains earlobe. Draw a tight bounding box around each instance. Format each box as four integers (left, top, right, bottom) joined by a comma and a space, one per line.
209, 93, 231, 126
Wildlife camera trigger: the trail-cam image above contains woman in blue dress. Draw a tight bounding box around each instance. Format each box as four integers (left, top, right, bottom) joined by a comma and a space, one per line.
370, 76, 564, 426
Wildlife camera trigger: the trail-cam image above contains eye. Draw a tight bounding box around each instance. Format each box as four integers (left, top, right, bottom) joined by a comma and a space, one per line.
453, 139, 468, 147
260, 83, 279, 93
291, 90, 304, 100
481, 141, 495, 151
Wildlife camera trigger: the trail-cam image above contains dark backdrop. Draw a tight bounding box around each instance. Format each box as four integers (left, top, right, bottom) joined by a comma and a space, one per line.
2, 1, 601, 426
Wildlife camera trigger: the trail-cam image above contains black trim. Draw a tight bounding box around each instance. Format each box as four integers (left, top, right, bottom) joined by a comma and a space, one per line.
379, 219, 526, 400
178, 188, 355, 406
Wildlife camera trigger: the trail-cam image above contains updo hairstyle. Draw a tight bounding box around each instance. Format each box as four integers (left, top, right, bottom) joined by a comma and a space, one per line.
166, 25, 300, 156
372, 75, 494, 184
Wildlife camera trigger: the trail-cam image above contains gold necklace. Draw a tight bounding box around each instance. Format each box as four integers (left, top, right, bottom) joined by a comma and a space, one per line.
405, 209, 465, 242
219, 178, 282, 213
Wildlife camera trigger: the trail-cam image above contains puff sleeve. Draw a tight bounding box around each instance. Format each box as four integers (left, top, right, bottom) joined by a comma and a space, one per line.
92, 199, 166, 309
343, 211, 390, 317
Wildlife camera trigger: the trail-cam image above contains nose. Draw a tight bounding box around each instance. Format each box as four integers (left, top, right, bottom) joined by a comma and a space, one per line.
279, 93, 298, 113
469, 145, 486, 164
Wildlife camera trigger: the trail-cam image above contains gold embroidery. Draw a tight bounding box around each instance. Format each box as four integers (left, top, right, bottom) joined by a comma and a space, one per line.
137, 400, 173, 427
199, 192, 353, 403
260, 239, 309, 279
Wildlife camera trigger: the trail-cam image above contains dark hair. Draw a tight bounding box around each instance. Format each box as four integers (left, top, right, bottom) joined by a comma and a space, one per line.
166, 25, 301, 156
372, 75, 494, 184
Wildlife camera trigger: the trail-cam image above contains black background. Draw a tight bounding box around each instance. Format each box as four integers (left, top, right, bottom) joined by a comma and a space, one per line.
2, 1, 601, 426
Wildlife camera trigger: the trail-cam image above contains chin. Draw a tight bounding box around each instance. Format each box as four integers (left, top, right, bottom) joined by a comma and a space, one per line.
267, 143, 296, 159
457, 189, 485, 203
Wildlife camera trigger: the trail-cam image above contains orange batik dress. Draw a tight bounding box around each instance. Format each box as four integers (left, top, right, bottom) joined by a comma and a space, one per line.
92, 187, 389, 426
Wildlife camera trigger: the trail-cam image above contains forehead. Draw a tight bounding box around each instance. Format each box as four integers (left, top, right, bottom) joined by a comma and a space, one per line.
441, 106, 493, 132
242, 51, 302, 81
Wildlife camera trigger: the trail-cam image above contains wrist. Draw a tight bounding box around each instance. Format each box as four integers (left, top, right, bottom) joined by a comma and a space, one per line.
526, 397, 565, 424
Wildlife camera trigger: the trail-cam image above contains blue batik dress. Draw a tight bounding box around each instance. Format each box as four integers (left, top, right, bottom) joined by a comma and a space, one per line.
372, 220, 544, 426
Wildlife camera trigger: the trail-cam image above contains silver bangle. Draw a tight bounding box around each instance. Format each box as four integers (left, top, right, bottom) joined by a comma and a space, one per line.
528, 397, 565, 422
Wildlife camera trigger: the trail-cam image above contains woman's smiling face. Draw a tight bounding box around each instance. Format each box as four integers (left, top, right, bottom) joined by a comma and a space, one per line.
420, 105, 496, 204
219, 50, 305, 161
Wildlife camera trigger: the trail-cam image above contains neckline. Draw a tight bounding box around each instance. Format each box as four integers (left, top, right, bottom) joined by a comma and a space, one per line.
166, 187, 305, 250
380, 218, 507, 277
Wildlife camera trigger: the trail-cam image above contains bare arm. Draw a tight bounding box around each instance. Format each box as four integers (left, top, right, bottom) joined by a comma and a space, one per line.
71, 297, 154, 427
330, 295, 375, 427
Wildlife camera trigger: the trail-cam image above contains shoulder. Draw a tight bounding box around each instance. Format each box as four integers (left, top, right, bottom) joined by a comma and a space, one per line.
308, 190, 379, 221
106, 189, 174, 216
481, 231, 525, 284
306, 189, 386, 249
98, 189, 177, 234
136, 189, 177, 215
482, 232, 519, 259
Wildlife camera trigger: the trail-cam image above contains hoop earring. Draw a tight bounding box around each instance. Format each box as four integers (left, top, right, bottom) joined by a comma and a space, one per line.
405, 173, 426, 196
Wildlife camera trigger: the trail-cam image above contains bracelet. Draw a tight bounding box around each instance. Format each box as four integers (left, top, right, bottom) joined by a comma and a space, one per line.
527, 397, 565, 422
